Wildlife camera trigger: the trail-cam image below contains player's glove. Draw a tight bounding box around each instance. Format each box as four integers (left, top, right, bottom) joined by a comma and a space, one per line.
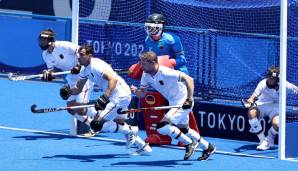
42, 70, 54, 81
94, 95, 110, 111
70, 64, 81, 74
241, 99, 254, 108
60, 85, 72, 100
182, 99, 193, 109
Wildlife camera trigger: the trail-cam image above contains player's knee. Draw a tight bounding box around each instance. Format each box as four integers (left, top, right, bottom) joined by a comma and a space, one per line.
90, 120, 105, 132
66, 101, 77, 115
248, 107, 259, 119
156, 121, 169, 129
156, 122, 170, 135
271, 115, 279, 129
179, 127, 189, 134
67, 108, 76, 115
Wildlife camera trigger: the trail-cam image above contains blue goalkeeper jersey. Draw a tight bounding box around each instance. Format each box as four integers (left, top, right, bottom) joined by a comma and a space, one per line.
145, 32, 189, 75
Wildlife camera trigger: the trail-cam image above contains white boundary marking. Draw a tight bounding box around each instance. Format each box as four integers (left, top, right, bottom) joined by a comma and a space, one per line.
1, 125, 298, 161
0, 125, 125, 143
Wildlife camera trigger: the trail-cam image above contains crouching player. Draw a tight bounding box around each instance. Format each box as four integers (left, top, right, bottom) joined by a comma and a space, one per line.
131, 51, 215, 160
244, 66, 298, 150
38, 28, 96, 136
60, 44, 152, 155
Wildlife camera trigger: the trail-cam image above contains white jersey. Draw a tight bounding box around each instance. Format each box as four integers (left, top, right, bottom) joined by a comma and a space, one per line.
254, 79, 298, 105
79, 58, 131, 101
42, 41, 79, 71
42, 41, 80, 86
141, 66, 187, 105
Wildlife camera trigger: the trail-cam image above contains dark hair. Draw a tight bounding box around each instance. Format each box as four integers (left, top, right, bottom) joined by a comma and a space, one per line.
39, 28, 56, 41
266, 66, 279, 89
78, 44, 94, 55
267, 66, 279, 78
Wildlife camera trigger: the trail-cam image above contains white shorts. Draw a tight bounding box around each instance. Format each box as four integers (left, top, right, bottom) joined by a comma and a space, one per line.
165, 98, 193, 126
165, 107, 192, 125
257, 103, 278, 121
97, 95, 131, 121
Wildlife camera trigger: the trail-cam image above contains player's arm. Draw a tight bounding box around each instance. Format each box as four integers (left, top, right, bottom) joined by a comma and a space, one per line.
102, 71, 118, 97
286, 81, 298, 94
246, 80, 265, 106
93, 71, 117, 111
59, 78, 87, 100
172, 36, 187, 69
247, 94, 257, 105
72, 78, 88, 94
180, 72, 194, 100
131, 85, 146, 98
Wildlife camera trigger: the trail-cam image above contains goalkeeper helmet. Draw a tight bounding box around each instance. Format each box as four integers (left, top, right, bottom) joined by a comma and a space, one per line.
266, 66, 280, 89
145, 13, 166, 37
38, 28, 56, 50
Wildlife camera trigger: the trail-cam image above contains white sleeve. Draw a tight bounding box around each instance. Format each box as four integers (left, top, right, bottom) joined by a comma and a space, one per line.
68, 43, 79, 55
42, 52, 55, 70
164, 68, 181, 82
140, 73, 150, 88
253, 80, 266, 97
286, 81, 298, 94
79, 68, 88, 79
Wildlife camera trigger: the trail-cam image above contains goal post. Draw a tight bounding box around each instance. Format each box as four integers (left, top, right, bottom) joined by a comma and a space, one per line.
278, 0, 287, 160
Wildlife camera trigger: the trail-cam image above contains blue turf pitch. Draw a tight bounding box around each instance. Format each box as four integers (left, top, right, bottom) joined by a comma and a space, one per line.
0, 78, 298, 171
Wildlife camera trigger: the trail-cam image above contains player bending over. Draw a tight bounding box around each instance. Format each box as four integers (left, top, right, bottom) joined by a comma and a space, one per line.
131, 51, 215, 160
60, 44, 152, 155
244, 66, 298, 150
38, 28, 96, 136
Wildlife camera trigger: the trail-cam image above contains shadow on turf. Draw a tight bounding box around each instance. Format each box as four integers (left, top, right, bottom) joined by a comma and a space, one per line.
111, 160, 193, 167
234, 144, 278, 153
12, 131, 110, 141
42, 154, 130, 162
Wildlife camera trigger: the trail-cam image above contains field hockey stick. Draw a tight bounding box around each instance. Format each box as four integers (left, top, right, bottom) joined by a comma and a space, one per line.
241, 99, 256, 108
117, 105, 182, 114
114, 69, 130, 74
8, 71, 71, 81
31, 104, 95, 114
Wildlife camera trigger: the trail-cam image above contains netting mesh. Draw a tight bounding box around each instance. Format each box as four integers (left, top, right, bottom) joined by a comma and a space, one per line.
78, 0, 298, 106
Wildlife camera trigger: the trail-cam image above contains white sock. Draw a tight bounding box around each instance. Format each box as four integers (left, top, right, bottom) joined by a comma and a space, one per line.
101, 121, 117, 133
158, 125, 192, 145
134, 136, 146, 148
86, 107, 97, 118
74, 114, 92, 126
116, 122, 131, 134
185, 128, 209, 149
248, 118, 264, 143
185, 128, 201, 141
198, 138, 209, 150
267, 127, 278, 144
257, 132, 265, 143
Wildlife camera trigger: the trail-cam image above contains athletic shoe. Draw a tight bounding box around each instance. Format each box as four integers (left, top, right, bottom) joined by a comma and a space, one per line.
198, 143, 216, 161
257, 138, 274, 151
184, 140, 198, 160
131, 143, 152, 156
80, 130, 96, 137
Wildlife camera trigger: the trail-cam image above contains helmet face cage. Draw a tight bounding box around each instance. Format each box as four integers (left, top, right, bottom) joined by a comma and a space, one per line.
266, 66, 280, 89
38, 30, 55, 50
144, 23, 164, 37
145, 13, 166, 37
